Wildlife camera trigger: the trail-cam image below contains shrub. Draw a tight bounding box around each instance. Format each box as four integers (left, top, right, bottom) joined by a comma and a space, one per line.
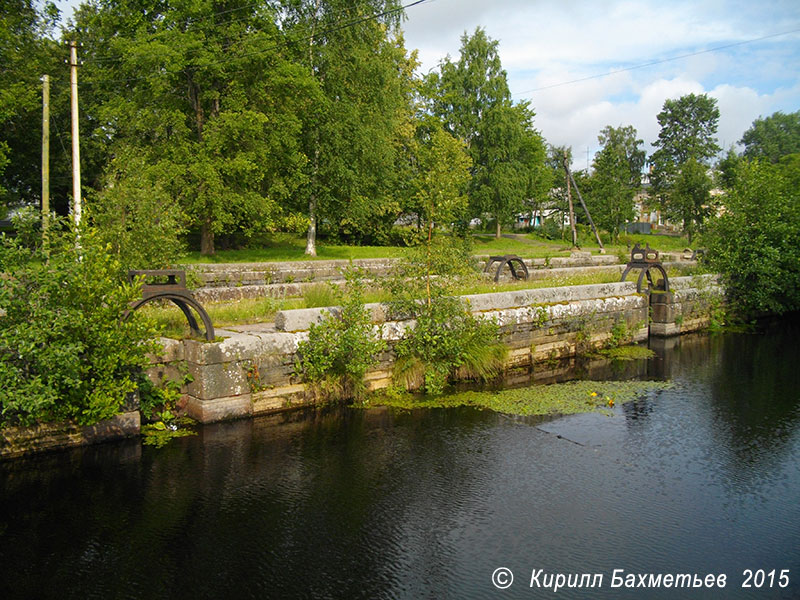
0, 218, 160, 426
386, 235, 507, 395
703, 159, 800, 316
295, 268, 385, 400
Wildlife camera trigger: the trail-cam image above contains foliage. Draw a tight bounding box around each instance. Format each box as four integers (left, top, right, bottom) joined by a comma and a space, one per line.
74, 0, 314, 255
137, 367, 196, 447
669, 157, 714, 243
296, 267, 385, 400
740, 110, 800, 163
649, 94, 720, 241
588, 125, 645, 240
280, 0, 415, 254
703, 159, 800, 316
0, 216, 161, 426
365, 379, 673, 417
88, 155, 187, 276
386, 234, 506, 394
0, 0, 62, 210
427, 28, 550, 238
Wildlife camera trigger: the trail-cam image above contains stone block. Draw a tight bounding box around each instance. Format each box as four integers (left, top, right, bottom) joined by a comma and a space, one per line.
185, 394, 252, 423
187, 362, 249, 400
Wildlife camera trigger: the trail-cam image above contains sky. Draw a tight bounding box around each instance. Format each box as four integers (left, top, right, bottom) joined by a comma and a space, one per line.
55, 0, 800, 171
399, 0, 800, 169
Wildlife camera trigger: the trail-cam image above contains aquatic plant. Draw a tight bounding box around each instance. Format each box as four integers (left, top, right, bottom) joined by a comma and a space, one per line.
366, 379, 672, 417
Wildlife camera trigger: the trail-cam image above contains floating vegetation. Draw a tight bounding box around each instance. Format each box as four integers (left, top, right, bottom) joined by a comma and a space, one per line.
141, 417, 198, 448
592, 345, 656, 361
365, 379, 672, 417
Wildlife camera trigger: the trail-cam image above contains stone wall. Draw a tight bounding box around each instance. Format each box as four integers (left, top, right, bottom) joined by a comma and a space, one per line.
148, 275, 722, 424
190, 255, 697, 304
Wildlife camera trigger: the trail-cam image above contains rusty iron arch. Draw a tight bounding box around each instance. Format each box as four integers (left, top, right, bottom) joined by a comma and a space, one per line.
620, 243, 670, 293
484, 254, 529, 283
124, 270, 215, 341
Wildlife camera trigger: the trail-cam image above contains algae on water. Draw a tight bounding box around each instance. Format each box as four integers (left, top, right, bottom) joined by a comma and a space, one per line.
366, 379, 672, 417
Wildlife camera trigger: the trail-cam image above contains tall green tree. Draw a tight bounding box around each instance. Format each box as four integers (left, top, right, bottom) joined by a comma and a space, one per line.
74, 0, 312, 255
588, 124, 645, 240
428, 28, 549, 238
649, 93, 720, 242
0, 0, 62, 214
280, 0, 414, 254
740, 110, 800, 163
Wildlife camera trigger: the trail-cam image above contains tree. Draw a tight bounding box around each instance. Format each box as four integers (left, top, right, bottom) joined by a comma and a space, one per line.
0, 0, 62, 214
588, 124, 645, 240
670, 157, 713, 243
428, 28, 549, 238
279, 0, 414, 254
704, 158, 800, 316
650, 93, 720, 241
740, 110, 800, 163
73, 0, 312, 255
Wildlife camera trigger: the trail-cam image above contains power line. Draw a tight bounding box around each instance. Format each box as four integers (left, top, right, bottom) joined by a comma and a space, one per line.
511, 28, 800, 97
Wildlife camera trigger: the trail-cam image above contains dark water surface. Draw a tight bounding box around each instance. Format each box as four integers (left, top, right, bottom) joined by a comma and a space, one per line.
2, 318, 800, 600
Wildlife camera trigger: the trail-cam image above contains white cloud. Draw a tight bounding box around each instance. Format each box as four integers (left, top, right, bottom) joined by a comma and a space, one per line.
401, 0, 800, 168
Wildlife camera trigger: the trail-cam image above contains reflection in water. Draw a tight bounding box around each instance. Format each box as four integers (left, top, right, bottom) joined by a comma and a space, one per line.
1, 316, 800, 599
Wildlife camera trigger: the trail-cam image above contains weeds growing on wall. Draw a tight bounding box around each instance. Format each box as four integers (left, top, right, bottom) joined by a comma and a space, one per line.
385, 235, 507, 395
295, 267, 385, 401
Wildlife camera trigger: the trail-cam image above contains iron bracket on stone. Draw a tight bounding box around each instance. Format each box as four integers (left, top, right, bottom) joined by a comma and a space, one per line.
620, 242, 669, 293
124, 269, 216, 341
484, 254, 529, 283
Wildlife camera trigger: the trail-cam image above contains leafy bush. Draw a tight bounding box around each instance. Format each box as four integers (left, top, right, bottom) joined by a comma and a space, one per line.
540, 218, 562, 241
296, 268, 385, 400
703, 159, 800, 316
88, 164, 187, 277
0, 218, 160, 426
386, 235, 507, 394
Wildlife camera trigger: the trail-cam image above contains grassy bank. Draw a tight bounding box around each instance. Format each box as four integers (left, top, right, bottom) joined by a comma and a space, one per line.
181, 232, 690, 264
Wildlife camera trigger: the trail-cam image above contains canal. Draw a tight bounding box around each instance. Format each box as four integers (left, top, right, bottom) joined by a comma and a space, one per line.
1, 316, 799, 599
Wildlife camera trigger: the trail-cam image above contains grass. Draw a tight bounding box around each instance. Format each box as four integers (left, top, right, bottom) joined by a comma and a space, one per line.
362, 379, 673, 416
182, 232, 407, 264
141, 262, 697, 338
180, 231, 691, 264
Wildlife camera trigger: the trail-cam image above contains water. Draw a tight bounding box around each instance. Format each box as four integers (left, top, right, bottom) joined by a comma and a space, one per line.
2, 317, 800, 599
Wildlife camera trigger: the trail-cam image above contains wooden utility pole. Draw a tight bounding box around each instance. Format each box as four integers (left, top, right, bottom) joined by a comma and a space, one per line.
563, 154, 605, 253
69, 40, 81, 226
41, 74, 50, 244
564, 152, 578, 248
565, 163, 605, 252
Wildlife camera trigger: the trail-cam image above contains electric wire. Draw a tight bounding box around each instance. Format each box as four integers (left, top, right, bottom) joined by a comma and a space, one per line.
511, 28, 800, 97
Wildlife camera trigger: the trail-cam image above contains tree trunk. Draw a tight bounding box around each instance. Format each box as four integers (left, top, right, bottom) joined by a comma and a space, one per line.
495, 217, 501, 240
200, 219, 215, 256
305, 195, 317, 256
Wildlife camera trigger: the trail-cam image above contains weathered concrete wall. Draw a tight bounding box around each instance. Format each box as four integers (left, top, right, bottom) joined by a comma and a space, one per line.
0, 412, 141, 460
150, 275, 722, 424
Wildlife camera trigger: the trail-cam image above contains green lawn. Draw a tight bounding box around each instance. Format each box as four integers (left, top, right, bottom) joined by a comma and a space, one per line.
181, 231, 690, 264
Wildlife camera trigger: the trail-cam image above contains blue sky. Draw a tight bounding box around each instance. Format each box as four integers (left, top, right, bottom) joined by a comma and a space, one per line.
56, 0, 800, 170
401, 0, 800, 168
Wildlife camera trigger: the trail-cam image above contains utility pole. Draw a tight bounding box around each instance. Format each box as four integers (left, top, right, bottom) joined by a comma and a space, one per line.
41, 74, 50, 245
563, 156, 605, 253
564, 151, 578, 248
69, 40, 81, 226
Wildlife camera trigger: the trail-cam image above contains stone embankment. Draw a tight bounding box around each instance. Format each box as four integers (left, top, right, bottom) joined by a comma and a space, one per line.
190, 253, 695, 303
148, 274, 722, 424
0, 271, 721, 458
